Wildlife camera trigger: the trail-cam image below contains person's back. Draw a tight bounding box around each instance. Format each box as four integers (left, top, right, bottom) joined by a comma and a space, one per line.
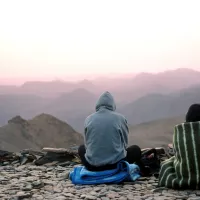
84, 91, 128, 166
78, 91, 141, 171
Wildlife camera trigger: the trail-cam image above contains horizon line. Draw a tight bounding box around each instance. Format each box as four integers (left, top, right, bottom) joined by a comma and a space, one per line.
0, 67, 199, 86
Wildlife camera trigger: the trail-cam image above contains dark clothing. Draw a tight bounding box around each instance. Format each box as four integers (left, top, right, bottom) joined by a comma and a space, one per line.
78, 144, 141, 171
186, 104, 200, 122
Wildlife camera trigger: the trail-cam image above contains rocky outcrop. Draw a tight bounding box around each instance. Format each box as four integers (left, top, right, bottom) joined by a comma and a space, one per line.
0, 147, 197, 200
0, 114, 83, 152
8, 115, 28, 126
0, 147, 80, 167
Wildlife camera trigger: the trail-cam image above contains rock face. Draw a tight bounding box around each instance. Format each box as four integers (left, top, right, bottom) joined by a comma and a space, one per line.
8, 115, 28, 126
0, 114, 83, 152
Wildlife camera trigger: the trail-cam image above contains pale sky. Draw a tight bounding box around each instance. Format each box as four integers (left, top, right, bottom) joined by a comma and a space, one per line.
0, 0, 200, 84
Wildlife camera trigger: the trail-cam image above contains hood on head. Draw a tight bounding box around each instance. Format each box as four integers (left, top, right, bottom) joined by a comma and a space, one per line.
186, 104, 200, 122
96, 91, 116, 111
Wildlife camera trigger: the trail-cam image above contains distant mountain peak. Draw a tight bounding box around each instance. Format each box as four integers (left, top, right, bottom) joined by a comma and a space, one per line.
31, 113, 71, 126
172, 67, 197, 72
32, 113, 56, 121
77, 79, 95, 89
8, 115, 28, 126
70, 87, 93, 94
133, 72, 152, 79
78, 79, 93, 84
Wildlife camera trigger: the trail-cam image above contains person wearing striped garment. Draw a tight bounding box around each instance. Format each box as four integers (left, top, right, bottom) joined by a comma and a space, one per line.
158, 104, 200, 189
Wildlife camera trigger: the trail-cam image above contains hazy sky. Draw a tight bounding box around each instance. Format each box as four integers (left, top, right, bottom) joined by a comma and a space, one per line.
0, 0, 200, 83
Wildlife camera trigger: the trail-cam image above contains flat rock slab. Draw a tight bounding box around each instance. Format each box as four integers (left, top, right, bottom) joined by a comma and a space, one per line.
20, 149, 45, 156
35, 149, 81, 166
0, 149, 82, 169
42, 148, 78, 155
42, 148, 72, 153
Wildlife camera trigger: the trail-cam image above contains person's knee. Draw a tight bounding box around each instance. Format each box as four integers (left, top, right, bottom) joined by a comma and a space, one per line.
131, 145, 141, 151
126, 145, 142, 163
127, 145, 141, 155
78, 145, 85, 156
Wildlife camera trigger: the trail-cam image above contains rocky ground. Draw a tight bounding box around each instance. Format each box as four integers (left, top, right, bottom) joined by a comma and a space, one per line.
0, 147, 199, 200
1, 163, 200, 200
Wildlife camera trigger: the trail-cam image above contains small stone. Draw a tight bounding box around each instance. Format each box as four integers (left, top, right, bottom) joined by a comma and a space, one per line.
9, 190, 17, 195
148, 180, 156, 183
32, 195, 44, 200
44, 185, 53, 192
80, 194, 86, 198
107, 192, 119, 199
57, 172, 69, 179
15, 191, 32, 198
146, 184, 154, 189
23, 184, 33, 191
53, 187, 62, 193
32, 180, 44, 189
127, 194, 135, 200
12, 160, 20, 165
2, 162, 9, 165
133, 184, 142, 189
161, 192, 176, 197
108, 186, 121, 192
101, 198, 110, 200
62, 193, 74, 197
118, 196, 128, 200
55, 196, 67, 200
196, 191, 200, 196
190, 194, 198, 197
84, 195, 96, 200
151, 187, 166, 193
98, 192, 107, 198
93, 187, 101, 192
90, 191, 98, 196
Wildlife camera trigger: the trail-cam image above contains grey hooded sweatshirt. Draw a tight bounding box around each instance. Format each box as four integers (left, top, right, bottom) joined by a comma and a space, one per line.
84, 91, 129, 166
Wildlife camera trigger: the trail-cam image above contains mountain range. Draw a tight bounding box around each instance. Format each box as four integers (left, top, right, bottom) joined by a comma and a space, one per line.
0, 113, 184, 152
0, 68, 200, 133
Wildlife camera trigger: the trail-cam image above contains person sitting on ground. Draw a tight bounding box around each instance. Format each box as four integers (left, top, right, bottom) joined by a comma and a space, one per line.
158, 104, 200, 189
78, 91, 142, 172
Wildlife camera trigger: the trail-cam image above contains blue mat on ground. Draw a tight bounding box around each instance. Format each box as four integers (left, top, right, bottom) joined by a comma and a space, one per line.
69, 161, 140, 185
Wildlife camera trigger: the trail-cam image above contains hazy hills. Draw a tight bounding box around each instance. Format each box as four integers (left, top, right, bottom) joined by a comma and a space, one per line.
46, 88, 97, 113
0, 114, 83, 152
0, 94, 48, 126
0, 113, 184, 152
44, 88, 97, 132
129, 116, 184, 148
121, 85, 200, 125
110, 68, 200, 103
0, 79, 98, 97
0, 68, 200, 133
1, 68, 200, 101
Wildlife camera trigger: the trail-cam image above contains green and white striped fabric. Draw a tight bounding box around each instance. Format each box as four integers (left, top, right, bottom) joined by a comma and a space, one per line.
158, 122, 200, 189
